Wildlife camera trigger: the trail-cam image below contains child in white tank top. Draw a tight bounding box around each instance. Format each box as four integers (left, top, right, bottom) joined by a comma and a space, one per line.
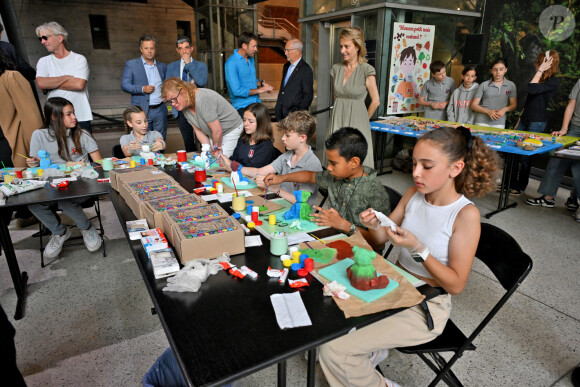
319, 126, 499, 387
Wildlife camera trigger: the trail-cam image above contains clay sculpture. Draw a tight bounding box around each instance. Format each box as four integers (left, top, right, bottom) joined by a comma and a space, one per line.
346, 246, 390, 291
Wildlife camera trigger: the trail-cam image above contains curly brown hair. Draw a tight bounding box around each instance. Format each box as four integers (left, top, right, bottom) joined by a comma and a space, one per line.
277, 110, 316, 140
419, 127, 498, 198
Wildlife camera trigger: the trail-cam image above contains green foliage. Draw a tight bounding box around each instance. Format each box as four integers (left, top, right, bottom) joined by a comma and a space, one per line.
485, 0, 579, 130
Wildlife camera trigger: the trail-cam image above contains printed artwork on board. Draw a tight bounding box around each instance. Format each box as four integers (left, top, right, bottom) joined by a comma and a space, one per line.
387, 22, 436, 115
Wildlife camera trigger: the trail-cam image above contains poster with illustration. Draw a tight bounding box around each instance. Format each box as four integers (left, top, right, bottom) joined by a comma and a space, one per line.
387, 23, 435, 115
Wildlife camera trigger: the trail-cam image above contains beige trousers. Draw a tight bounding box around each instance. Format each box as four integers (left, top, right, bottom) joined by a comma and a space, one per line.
319, 294, 452, 387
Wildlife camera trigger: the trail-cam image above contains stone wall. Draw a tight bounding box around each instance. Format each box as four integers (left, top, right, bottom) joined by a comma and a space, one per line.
14, 0, 196, 104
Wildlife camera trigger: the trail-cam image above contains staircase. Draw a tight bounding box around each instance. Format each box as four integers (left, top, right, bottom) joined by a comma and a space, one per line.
257, 13, 298, 54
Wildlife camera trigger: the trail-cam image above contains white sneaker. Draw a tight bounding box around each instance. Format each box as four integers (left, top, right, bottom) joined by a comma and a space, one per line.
574, 209, 580, 223
81, 225, 102, 252
370, 349, 389, 367
44, 228, 71, 259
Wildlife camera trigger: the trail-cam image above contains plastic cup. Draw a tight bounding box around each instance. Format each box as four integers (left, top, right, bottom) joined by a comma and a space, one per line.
270, 232, 288, 256
232, 195, 246, 211
194, 169, 207, 182
102, 158, 114, 171
177, 150, 187, 162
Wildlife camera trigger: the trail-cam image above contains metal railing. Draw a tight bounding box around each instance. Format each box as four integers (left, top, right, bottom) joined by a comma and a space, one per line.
258, 13, 299, 40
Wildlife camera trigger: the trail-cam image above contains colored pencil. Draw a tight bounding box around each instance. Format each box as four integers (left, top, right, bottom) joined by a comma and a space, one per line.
16, 153, 29, 159
309, 233, 326, 244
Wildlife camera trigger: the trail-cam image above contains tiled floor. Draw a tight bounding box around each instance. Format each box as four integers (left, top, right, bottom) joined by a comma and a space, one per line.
1, 167, 578, 386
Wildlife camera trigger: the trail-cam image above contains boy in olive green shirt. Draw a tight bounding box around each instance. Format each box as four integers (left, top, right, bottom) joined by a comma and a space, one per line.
265, 127, 390, 247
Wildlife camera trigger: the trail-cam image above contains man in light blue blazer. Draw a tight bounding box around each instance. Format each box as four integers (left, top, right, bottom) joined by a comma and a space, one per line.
166, 36, 208, 152
121, 34, 168, 139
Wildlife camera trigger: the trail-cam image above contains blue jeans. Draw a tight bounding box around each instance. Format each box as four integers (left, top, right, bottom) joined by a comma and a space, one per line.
538, 123, 580, 198
147, 105, 168, 140
511, 121, 547, 191
143, 348, 233, 387
28, 199, 92, 235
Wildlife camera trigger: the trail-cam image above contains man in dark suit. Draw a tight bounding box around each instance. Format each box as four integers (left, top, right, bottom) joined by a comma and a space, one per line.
274, 39, 313, 121
121, 34, 168, 139
166, 36, 208, 152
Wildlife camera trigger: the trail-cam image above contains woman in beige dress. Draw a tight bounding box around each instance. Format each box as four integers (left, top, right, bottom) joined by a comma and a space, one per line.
327, 27, 380, 168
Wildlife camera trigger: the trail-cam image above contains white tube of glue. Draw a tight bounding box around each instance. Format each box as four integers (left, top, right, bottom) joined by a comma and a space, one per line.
279, 268, 289, 284
240, 266, 258, 279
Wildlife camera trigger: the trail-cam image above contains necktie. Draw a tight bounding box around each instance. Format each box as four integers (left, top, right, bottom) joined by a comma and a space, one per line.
283, 64, 294, 87
182, 66, 188, 82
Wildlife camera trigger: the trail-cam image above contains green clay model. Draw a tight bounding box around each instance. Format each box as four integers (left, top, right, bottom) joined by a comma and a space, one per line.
301, 247, 337, 264
347, 246, 390, 291
284, 190, 312, 221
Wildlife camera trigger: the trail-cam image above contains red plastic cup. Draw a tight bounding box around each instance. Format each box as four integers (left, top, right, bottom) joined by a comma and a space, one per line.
16, 170, 23, 178
251, 211, 259, 222
177, 150, 187, 162
194, 169, 207, 182
148, 158, 154, 165
304, 258, 314, 272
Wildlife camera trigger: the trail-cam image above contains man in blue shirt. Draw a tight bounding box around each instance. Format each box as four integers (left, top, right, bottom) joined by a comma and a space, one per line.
166, 36, 208, 151
121, 35, 168, 139
224, 32, 273, 117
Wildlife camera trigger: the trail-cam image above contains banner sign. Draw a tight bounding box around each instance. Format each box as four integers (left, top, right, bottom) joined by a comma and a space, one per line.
386, 22, 435, 115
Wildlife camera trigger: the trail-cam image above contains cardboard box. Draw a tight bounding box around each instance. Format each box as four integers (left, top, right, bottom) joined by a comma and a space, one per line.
140, 228, 169, 256
170, 216, 245, 263
125, 185, 190, 218
160, 203, 229, 237
119, 175, 178, 202
150, 249, 180, 279
126, 219, 149, 240
109, 165, 158, 191
142, 193, 206, 230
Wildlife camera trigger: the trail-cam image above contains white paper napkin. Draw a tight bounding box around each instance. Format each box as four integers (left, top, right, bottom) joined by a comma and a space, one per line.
270, 292, 312, 329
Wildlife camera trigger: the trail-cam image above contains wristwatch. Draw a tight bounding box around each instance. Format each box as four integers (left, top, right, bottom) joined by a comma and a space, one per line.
347, 223, 357, 236
411, 246, 430, 262
260, 80, 265, 86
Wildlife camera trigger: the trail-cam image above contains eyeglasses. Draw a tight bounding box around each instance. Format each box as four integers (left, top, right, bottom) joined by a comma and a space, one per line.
284, 48, 298, 53
38, 34, 53, 42
164, 89, 182, 104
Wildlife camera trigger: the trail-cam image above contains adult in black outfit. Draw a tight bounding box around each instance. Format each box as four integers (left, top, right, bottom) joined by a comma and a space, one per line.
274, 39, 314, 121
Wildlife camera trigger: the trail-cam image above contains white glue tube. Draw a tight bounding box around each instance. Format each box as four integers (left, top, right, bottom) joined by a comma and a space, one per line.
279, 268, 289, 284
240, 266, 258, 279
